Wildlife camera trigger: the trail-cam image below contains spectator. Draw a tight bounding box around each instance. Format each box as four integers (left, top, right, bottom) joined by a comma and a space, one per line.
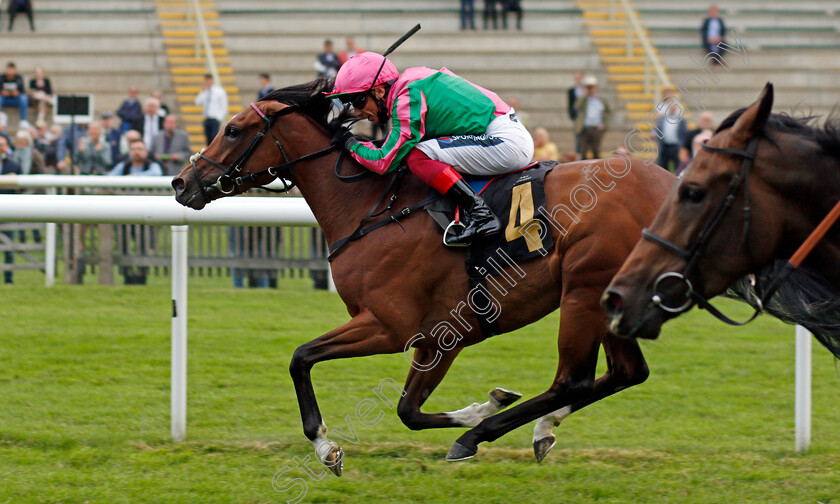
502, 0, 523, 30
109, 139, 162, 177
117, 86, 143, 132
1, 62, 29, 126
100, 111, 122, 164
655, 91, 687, 172
0, 111, 10, 146
314, 39, 341, 78
140, 97, 163, 150
532, 127, 560, 162
567, 71, 584, 159
679, 110, 715, 163
0, 136, 21, 284
151, 90, 169, 118
257, 73, 274, 100
483, 0, 499, 30
700, 5, 726, 56
74, 121, 112, 175
28, 65, 52, 123
56, 121, 86, 173
34, 120, 60, 172
8, 0, 35, 32
111, 140, 161, 285
151, 114, 191, 176
194, 74, 228, 146
338, 36, 365, 65
11, 129, 44, 175
459, 0, 476, 30
118, 129, 142, 161
574, 75, 611, 160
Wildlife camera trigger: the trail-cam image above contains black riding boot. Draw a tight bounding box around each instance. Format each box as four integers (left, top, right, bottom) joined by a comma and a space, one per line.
445, 179, 501, 246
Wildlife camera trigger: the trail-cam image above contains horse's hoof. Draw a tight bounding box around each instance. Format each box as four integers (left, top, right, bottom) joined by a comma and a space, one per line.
489, 387, 523, 408
533, 434, 556, 463
446, 441, 477, 462
324, 446, 344, 476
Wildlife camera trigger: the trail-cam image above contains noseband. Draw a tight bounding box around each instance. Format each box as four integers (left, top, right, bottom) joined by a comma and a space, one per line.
640, 136, 776, 325
189, 103, 339, 202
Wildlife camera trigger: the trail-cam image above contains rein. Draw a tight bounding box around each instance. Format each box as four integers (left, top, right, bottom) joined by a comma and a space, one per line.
190, 104, 338, 201
642, 134, 840, 325
190, 102, 435, 263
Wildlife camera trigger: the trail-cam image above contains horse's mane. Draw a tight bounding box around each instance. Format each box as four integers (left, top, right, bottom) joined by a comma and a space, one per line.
726, 262, 840, 359
715, 108, 840, 159
258, 76, 353, 134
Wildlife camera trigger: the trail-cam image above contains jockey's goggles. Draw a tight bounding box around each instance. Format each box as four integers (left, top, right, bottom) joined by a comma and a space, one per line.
339, 92, 369, 110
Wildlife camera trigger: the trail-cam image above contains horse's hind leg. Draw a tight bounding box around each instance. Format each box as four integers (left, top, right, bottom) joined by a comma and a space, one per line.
446, 285, 606, 461
397, 347, 522, 430
289, 309, 404, 476
533, 334, 649, 462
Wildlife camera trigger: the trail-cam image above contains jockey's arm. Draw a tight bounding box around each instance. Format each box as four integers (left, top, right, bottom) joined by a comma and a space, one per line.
346, 87, 427, 174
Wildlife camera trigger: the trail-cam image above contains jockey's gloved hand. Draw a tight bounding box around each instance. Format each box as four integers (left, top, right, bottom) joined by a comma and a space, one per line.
332, 127, 358, 150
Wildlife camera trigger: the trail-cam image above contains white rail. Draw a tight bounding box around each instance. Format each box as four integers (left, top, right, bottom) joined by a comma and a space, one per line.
0, 194, 322, 442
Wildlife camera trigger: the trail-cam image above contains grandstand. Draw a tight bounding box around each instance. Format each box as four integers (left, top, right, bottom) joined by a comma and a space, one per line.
0, 0, 838, 153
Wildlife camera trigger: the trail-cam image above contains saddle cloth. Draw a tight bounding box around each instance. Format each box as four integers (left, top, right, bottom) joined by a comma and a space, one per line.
426, 161, 557, 266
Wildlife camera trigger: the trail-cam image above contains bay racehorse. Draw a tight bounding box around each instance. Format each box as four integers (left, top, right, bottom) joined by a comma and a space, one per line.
172, 78, 675, 474
603, 83, 840, 360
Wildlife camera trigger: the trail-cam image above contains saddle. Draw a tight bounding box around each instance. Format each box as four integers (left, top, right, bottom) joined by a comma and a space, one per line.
426, 161, 557, 265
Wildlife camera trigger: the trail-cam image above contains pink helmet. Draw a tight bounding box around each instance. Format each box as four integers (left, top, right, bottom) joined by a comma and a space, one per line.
326, 52, 399, 99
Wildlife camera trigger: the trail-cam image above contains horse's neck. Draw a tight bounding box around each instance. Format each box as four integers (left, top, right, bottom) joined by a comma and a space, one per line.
291, 146, 393, 247
764, 143, 840, 275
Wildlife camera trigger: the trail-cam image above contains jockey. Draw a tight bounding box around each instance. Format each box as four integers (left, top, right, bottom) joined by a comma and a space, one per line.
326, 52, 534, 246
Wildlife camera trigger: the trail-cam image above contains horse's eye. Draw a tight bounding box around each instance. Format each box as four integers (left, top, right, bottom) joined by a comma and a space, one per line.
225, 126, 240, 138
679, 185, 706, 204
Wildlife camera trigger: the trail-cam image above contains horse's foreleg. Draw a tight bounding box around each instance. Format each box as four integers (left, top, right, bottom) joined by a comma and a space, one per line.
288, 309, 402, 476
532, 334, 649, 462
446, 287, 605, 462
396, 347, 522, 431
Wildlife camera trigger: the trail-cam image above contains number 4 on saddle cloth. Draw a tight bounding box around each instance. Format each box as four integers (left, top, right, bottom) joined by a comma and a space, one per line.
427, 161, 557, 335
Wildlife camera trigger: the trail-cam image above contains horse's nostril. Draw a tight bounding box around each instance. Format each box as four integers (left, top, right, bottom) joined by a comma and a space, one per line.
172, 178, 185, 191
601, 290, 625, 318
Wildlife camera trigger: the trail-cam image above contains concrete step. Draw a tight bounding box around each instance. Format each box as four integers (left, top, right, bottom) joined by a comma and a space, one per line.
3, 14, 159, 32
0, 33, 164, 52
220, 31, 592, 52
215, 0, 578, 10
660, 50, 840, 70
217, 12, 580, 33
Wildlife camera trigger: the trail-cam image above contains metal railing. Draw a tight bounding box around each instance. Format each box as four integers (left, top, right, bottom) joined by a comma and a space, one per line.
185, 0, 221, 86
609, 0, 673, 98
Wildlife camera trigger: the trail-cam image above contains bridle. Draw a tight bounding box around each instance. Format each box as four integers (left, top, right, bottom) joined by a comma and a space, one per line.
640, 135, 778, 325
189, 103, 341, 202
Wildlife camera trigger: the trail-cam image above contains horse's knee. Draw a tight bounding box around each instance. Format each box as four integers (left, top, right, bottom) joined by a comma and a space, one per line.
289, 345, 313, 378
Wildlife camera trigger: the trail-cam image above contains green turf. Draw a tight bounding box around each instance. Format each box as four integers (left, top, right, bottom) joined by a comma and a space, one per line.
1, 270, 839, 503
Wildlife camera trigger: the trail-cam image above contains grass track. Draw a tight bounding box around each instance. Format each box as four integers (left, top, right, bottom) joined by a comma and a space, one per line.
1, 271, 839, 503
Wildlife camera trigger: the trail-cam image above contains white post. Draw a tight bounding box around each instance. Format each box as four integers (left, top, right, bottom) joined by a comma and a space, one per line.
327, 263, 337, 293
171, 225, 189, 442
795, 325, 811, 453
45, 187, 56, 287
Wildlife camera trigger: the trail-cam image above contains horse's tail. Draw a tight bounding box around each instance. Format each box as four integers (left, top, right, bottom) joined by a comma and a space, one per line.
726, 260, 840, 359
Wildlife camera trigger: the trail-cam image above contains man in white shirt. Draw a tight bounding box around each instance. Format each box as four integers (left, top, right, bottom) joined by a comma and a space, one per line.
574, 76, 612, 160
141, 97, 162, 150
194, 74, 229, 146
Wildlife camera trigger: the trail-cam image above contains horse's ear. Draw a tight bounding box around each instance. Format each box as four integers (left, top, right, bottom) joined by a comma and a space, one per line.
730, 82, 773, 143
258, 101, 289, 117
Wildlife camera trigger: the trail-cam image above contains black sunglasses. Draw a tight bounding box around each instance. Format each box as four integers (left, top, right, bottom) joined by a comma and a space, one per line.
341, 92, 368, 109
